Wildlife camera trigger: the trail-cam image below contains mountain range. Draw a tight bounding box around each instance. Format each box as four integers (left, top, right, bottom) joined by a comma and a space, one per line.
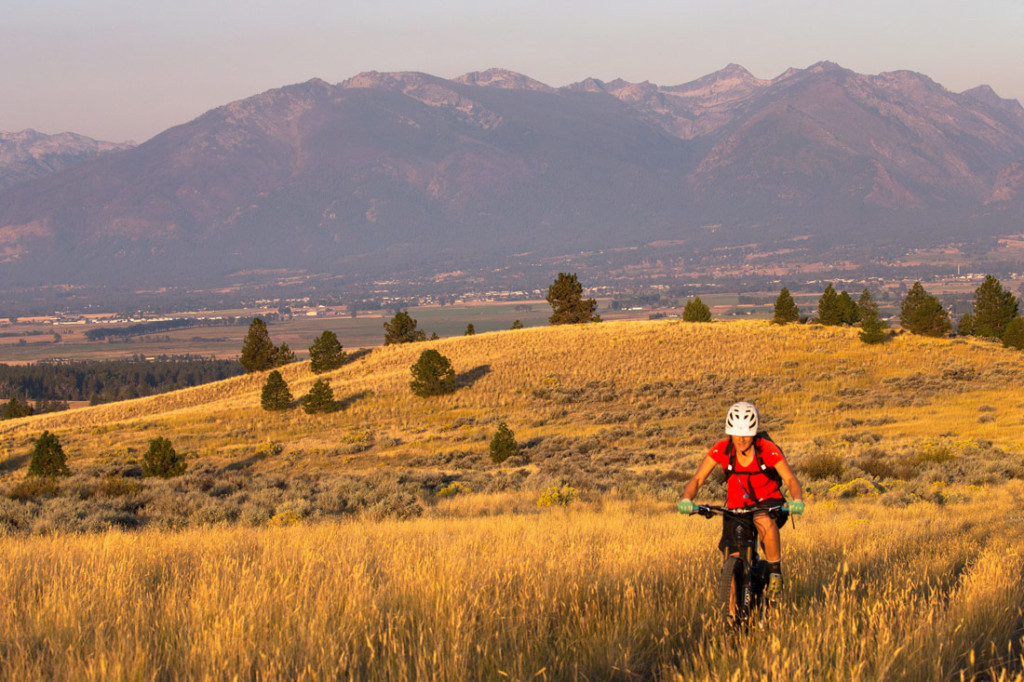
1, 62, 1023, 293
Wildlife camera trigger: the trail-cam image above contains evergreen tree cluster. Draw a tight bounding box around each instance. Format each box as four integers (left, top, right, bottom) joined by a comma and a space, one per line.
0, 357, 242, 407
818, 284, 861, 326
949, 275, 1024, 349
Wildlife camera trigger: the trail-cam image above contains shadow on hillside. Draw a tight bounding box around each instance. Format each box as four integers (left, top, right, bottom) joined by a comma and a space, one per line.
456, 365, 491, 389
0, 454, 29, 473
337, 390, 372, 411
343, 348, 372, 365
223, 451, 268, 472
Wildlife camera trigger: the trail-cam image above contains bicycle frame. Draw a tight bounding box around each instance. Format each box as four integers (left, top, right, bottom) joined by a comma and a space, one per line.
692, 503, 787, 628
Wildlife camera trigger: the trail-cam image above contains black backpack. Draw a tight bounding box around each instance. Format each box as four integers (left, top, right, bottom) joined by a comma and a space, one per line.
723, 431, 783, 487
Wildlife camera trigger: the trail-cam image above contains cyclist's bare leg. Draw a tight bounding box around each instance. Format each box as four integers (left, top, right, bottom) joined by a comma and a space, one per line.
754, 514, 781, 562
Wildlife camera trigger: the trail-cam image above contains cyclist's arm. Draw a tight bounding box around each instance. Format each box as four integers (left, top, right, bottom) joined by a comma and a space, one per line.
773, 459, 803, 502
681, 455, 719, 501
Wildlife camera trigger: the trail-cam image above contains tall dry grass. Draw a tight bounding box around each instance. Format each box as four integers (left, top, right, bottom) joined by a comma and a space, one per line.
2, 488, 1023, 680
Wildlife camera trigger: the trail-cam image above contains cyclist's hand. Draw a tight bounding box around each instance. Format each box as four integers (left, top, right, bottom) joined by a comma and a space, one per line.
677, 499, 696, 515
787, 500, 805, 515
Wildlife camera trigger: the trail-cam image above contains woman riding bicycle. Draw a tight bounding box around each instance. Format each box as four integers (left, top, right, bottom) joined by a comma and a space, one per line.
677, 402, 805, 594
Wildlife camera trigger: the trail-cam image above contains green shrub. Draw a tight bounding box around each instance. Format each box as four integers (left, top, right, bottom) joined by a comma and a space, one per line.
142, 437, 187, 478
410, 349, 457, 397
489, 422, 519, 464
465, 323, 476, 336
28, 431, 70, 478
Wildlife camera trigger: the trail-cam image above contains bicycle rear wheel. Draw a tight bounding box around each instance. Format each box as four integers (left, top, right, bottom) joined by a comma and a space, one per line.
719, 556, 745, 627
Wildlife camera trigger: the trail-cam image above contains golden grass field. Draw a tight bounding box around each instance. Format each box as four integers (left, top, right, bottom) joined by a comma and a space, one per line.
2, 319, 1024, 679
1, 494, 1023, 680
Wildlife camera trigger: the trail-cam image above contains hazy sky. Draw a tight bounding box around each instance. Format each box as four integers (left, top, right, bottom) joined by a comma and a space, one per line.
3, 0, 1023, 143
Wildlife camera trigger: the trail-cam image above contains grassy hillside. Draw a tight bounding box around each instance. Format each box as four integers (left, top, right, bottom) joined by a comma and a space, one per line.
1, 319, 1023, 532
3, 319, 1024, 679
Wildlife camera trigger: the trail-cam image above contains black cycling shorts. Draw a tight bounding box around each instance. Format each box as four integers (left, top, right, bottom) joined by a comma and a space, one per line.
718, 499, 789, 551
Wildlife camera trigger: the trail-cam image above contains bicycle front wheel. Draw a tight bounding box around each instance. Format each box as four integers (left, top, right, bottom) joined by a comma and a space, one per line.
719, 556, 745, 627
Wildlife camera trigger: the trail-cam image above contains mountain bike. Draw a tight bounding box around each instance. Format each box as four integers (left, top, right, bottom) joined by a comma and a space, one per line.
690, 503, 790, 629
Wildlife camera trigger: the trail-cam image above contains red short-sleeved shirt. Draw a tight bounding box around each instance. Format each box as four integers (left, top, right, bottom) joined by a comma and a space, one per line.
708, 437, 785, 508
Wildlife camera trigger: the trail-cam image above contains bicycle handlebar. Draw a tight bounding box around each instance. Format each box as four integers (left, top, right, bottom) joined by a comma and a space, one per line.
692, 503, 790, 518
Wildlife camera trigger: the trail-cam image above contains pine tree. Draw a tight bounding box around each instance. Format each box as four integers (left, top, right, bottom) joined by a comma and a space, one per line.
900, 282, 951, 337
261, 370, 293, 411
772, 288, 800, 324
682, 297, 712, 322
410, 349, 457, 397
857, 289, 878, 322
302, 379, 337, 414
547, 272, 599, 324
28, 431, 70, 477
273, 342, 296, 367
972, 274, 1019, 339
857, 290, 888, 344
837, 291, 860, 325
957, 313, 975, 336
818, 284, 843, 325
465, 323, 476, 335
1003, 317, 1024, 350
239, 317, 277, 372
384, 311, 426, 345
142, 436, 187, 478
308, 331, 346, 374
489, 422, 519, 463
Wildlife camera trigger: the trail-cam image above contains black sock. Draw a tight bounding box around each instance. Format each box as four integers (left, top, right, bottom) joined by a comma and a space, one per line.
767, 561, 782, 575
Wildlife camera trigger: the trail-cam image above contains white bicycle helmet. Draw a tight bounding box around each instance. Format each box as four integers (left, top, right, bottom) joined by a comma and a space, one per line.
725, 402, 759, 436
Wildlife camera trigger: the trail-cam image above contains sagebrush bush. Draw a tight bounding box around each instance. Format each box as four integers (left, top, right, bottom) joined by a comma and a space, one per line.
798, 450, 845, 480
